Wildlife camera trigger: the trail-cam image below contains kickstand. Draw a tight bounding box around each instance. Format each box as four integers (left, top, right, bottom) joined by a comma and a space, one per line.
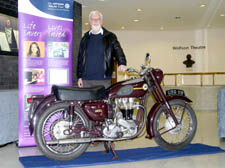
102, 141, 118, 160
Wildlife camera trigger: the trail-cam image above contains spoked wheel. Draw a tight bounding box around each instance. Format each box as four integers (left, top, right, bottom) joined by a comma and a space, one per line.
153, 99, 197, 150
35, 103, 90, 161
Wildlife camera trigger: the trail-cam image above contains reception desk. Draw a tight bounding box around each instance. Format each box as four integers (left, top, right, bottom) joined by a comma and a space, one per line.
0, 89, 18, 145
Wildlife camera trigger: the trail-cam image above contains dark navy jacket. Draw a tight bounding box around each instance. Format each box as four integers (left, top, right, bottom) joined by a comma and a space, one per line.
77, 27, 127, 79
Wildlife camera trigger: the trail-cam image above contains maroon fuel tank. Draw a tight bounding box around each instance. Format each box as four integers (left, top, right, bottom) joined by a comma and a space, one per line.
106, 78, 147, 99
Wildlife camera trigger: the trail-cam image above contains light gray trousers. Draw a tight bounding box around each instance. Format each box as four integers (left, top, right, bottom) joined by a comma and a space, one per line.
82, 80, 111, 89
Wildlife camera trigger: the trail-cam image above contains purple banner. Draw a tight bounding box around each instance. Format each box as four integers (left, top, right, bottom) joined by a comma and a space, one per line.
18, 0, 74, 147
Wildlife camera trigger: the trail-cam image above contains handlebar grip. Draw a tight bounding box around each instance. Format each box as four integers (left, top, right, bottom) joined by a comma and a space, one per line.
126, 68, 134, 73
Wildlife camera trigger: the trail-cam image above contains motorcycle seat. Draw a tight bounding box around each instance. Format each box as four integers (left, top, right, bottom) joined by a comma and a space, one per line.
51, 85, 106, 101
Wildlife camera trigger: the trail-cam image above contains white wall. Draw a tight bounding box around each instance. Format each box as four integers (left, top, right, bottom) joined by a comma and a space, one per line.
113, 28, 225, 82
82, 28, 225, 83
207, 29, 225, 72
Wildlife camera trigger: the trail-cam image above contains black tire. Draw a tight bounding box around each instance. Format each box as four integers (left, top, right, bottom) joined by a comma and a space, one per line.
34, 103, 90, 161
153, 99, 197, 150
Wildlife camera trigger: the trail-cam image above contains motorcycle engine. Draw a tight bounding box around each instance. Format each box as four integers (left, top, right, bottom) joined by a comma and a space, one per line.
103, 98, 138, 138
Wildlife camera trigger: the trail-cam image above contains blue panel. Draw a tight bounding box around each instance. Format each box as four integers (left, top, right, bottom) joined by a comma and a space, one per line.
30, 0, 74, 19
218, 87, 225, 138
19, 144, 225, 168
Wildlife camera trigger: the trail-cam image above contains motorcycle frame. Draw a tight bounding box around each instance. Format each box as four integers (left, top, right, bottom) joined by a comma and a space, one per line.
29, 68, 192, 141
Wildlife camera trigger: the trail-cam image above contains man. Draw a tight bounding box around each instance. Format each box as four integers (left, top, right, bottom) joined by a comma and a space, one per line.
4, 19, 17, 52
77, 10, 127, 88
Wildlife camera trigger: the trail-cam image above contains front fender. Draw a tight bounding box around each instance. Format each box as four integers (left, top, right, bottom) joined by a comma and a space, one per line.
146, 95, 192, 139
166, 95, 192, 103
29, 94, 56, 135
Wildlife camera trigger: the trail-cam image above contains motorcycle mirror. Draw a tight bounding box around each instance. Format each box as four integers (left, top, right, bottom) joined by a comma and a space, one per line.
145, 53, 151, 66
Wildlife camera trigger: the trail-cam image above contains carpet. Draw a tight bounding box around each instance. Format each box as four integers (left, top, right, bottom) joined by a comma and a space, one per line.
19, 143, 225, 168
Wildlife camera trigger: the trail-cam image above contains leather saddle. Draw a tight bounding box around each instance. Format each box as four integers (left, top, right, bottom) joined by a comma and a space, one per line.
51, 85, 106, 101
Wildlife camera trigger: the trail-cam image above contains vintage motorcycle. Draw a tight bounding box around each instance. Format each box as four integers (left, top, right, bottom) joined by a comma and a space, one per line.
28, 54, 197, 161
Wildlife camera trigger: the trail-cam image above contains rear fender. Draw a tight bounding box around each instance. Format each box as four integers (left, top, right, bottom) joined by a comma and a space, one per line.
146, 95, 192, 139
29, 94, 56, 135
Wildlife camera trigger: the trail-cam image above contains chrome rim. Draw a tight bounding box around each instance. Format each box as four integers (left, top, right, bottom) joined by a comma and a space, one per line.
41, 108, 87, 155
156, 104, 193, 144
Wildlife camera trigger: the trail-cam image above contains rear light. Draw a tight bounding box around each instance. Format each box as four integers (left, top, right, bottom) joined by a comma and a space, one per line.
27, 98, 33, 103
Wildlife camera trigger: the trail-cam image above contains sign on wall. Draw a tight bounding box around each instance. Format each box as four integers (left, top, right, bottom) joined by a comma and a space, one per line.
172, 45, 206, 50
18, 0, 74, 147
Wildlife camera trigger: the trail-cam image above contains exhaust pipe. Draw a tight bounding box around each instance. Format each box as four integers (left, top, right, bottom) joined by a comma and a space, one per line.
46, 138, 91, 145
46, 137, 128, 145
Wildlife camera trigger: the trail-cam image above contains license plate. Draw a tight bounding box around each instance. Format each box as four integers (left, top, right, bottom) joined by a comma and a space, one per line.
166, 89, 185, 96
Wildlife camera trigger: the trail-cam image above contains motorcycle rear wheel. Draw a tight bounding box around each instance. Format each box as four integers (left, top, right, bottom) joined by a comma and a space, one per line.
35, 103, 90, 161
153, 99, 197, 150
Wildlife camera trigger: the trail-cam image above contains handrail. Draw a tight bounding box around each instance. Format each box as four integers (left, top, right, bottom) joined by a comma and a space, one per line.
163, 72, 225, 86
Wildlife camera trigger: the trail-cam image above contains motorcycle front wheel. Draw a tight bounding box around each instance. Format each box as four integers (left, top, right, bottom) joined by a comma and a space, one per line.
35, 103, 90, 161
153, 99, 197, 150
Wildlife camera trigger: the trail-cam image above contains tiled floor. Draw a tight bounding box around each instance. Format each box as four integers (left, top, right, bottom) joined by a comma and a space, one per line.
1, 111, 225, 168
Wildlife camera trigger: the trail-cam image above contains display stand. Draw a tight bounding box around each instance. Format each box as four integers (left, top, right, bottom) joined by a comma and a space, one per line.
218, 87, 225, 138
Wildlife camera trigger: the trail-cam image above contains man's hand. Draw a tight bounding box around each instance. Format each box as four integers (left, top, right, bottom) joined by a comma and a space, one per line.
118, 65, 127, 72
77, 78, 83, 88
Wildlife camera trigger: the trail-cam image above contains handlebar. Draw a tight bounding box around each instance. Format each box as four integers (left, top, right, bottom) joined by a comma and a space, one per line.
126, 67, 151, 76
126, 53, 152, 76
126, 68, 140, 74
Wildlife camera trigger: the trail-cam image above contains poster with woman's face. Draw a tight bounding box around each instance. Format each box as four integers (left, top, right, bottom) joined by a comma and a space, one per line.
24, 41, 45, 58
0, 13, 18, 52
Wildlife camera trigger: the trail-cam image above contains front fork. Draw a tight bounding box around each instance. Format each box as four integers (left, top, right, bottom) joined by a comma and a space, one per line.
149, 71, 179, 126
163, 102, 180, 126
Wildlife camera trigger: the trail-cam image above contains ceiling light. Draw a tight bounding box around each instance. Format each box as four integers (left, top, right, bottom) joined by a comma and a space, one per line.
220, 14, 225, 17
133, 19, 139, 22
136, 8, 142, 12
121, 26, 125, 30
200, 4, 206, 8
99, 0, 105, 1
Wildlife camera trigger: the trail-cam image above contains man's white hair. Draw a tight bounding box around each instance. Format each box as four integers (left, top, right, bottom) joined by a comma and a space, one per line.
89, 10, 103, 21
